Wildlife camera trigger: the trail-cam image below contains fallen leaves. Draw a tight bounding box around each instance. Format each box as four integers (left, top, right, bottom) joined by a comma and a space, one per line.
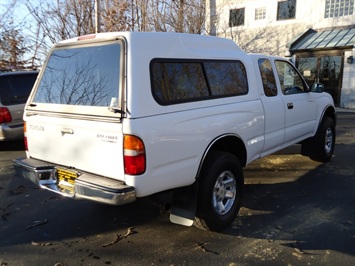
196, 241, 219, 255
31, 241, 54, 246
101, 227, 137, 247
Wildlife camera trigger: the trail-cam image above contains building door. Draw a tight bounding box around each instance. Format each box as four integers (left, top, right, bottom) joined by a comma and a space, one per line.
297, 53, 343, 106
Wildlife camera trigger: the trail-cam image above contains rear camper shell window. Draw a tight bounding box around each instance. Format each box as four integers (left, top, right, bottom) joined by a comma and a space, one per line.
30, 40, 124, 117
151, 59, 248, 105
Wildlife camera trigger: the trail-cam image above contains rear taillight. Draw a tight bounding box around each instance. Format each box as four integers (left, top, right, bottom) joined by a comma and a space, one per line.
0, 107, 12, 123
24, 122, 28, 151
123, 135, 146, 175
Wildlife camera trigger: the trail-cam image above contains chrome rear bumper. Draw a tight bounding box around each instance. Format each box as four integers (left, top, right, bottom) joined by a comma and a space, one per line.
13, 158, 136, 205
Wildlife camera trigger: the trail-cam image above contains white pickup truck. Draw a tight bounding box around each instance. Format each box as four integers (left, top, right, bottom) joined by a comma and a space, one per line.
14, 32, 336, 231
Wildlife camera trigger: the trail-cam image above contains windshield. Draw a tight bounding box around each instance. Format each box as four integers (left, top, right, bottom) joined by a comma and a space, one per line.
33, 43, 121, 107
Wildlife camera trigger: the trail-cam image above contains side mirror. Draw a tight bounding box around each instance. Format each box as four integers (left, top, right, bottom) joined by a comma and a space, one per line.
311, 82, 324, 93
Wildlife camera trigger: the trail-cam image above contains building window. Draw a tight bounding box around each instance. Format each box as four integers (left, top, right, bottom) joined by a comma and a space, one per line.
277, 0, 296, 20
229, 8, 245, 27
255, 7, 266, 20
325, 0, 354, 18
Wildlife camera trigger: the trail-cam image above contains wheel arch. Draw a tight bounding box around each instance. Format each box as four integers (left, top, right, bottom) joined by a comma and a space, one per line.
320, 105, 337, 128
196, 134, 247, 181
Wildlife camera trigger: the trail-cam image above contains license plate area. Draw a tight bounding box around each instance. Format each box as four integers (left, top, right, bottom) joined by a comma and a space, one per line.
57, 168, 79, 194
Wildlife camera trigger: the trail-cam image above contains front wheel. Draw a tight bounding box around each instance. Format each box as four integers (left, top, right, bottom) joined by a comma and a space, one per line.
195, 151, 244, 231
302, 116, 335, 162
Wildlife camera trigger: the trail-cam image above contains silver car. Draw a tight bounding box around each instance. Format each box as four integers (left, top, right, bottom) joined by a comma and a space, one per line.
0, 71, 38, 141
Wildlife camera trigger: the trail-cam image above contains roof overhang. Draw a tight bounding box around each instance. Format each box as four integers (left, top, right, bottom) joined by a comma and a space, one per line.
288, 28, 355, 53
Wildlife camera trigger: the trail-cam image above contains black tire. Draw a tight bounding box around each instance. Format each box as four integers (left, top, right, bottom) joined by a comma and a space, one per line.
194, 151, 244, 231
302, 116, 335, 162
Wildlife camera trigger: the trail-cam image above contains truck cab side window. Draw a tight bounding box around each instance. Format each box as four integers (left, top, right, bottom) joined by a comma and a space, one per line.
258, 59, 277, 97
275, 60, 306, 95
151, 60, 248, 105
204, 61, 248, 96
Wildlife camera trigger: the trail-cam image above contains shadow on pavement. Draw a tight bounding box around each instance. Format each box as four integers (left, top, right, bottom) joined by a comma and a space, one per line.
224, 141, 355, 257
0, 140, 25, 151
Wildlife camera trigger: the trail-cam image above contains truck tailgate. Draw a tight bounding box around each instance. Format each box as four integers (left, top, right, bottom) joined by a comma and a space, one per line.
25, 114, 124, 180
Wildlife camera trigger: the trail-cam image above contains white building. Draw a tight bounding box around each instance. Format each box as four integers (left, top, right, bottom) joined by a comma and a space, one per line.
206, 0, 355, 108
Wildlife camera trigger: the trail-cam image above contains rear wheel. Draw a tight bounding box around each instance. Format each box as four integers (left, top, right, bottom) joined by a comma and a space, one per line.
195, 151, 243, 231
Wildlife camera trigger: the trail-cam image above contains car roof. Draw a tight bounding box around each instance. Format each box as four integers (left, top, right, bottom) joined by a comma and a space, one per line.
0, 71, 39, 77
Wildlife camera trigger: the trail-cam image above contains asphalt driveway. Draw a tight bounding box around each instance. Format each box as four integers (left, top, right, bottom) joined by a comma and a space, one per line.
0, 112, 354, 266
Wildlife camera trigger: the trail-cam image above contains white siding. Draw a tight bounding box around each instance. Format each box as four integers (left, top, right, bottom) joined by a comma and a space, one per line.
208, 0, 354, 55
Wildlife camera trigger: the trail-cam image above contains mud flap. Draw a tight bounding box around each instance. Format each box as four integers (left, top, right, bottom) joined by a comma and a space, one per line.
170, 182, 198, 227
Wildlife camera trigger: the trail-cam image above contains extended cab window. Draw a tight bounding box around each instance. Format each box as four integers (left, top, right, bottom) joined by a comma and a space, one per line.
258, 59, 277, 97
33, 43, 120, 107
151, 60, 248, 104
275, 60, 307, 95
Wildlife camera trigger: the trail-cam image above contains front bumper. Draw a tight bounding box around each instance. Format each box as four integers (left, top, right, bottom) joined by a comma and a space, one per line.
13, 158, 136, 205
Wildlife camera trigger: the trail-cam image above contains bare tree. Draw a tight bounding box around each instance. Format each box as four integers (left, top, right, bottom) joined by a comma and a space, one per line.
24, 0, 96, 44
0, 0, 34, 70
101, 0, 131, 31
0, 0, 208, 69
27, 20, 46, 69
153, 0, 205, 33
177, 0, 185, 33
0, 25, 29, 71
2, 0, 285, 70
128, 0, 150, 31
24, 0, 206, 38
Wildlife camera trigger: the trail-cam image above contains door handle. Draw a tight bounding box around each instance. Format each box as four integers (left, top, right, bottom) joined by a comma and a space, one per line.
287, 103, 294, 109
